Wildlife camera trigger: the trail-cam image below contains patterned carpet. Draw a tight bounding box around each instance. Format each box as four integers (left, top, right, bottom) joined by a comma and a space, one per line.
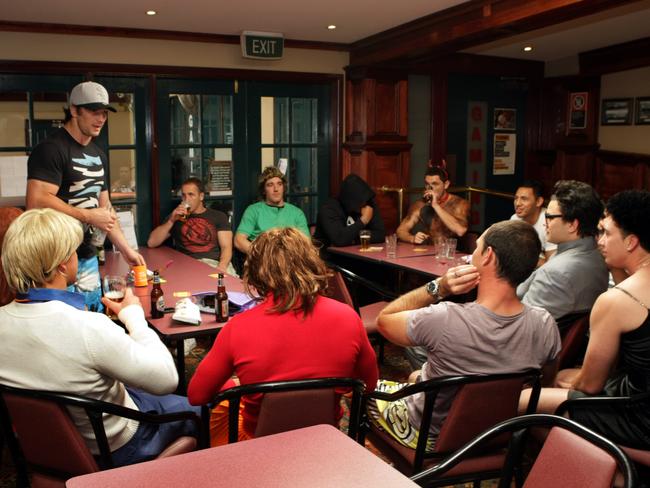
0, 339, 500, 487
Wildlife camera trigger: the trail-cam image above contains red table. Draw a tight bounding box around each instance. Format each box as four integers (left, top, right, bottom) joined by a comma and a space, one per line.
66, 424, 419, 488
328, 242, 468, 278
104, 247, 246, 393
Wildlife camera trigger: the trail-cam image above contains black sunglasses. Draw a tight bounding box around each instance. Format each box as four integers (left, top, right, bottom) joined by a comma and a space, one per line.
544, 213, 563, 221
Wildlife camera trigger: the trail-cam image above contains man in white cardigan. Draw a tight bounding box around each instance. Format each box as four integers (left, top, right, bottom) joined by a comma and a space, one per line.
0, 208, 200, 466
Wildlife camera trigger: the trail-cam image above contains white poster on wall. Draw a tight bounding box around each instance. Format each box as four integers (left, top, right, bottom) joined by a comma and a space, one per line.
493, 133, 516, 175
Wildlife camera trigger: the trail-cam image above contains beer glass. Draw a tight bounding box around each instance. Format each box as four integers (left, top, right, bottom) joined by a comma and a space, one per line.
359, 230, 371, 250
103, 275, 126, 320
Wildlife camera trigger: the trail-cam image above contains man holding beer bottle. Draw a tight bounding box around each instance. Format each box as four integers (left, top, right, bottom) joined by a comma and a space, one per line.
148, 177, 236, 276
26, 81, 144, 312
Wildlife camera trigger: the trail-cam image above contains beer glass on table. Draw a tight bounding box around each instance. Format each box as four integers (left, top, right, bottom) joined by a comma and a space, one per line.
359, 230, 371, 250
103, 275, 126, 320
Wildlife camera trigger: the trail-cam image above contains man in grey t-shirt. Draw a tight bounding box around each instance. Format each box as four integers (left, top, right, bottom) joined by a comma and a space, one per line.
371, 220, 561, 449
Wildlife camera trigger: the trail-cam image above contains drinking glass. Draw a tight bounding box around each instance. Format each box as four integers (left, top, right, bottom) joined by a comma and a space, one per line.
385, 234, 397, 258
103, 275, 126, 320
445, 238, 457, 261
359, 230, 371, 250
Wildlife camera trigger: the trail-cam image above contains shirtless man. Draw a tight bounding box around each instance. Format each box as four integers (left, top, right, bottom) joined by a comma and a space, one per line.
396, 165, 469, 245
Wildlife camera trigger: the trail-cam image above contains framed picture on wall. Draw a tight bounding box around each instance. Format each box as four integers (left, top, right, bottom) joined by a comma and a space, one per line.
635, 97, 650, 125
568, 92, 588, 130
494, 108, 516, 130
601, 98, 633, 125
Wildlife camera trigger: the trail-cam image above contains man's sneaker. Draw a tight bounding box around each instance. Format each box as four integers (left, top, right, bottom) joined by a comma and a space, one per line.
172, 298, 201, 325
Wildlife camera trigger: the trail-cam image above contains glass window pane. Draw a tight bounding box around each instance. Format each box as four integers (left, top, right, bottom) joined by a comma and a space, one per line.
108, 149, 136, 200
32, 92, 67, 147
204, 147, 233, 197
107, 93, 135, 146
202, 95, 233, 145
261, 96, 289, 144
291, 98, 317, 143
0, 92, 29, 147
109, 203, 138, 247
170, 94, 200, 146
289, 147, 317, 193
170, 147, 203, 195
288, 195, 318, 223
261, 147, 289, 173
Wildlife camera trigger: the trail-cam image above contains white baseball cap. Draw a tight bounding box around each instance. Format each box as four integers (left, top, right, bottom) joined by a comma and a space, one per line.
69, 81, 116, 112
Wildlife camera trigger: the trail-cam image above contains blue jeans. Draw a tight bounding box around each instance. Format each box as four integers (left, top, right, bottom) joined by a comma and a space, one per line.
111, 388, 201, 467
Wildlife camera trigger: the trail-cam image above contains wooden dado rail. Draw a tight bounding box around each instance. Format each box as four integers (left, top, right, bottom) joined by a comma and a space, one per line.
376, 185, 514, 222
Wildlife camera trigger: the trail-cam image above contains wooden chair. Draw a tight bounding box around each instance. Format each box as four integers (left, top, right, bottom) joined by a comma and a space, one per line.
556, 391, 650, 480
205, 377, 366, 443
411, 414, 636, 488
326, 263, 397, 362
0, 384, 203, 488
555, 311, 590, 370
360, 370, 542, 484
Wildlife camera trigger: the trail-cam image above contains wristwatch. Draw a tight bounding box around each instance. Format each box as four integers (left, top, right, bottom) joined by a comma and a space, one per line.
426, 278, 442, 300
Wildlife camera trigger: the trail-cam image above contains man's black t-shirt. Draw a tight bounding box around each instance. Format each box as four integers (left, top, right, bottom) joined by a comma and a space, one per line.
27, 128, 109, 259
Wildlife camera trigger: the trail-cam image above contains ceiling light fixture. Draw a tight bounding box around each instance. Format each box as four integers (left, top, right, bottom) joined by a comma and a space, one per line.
523, 45, 533, 52
327, 25, 337, 30
146, 10, 157, 16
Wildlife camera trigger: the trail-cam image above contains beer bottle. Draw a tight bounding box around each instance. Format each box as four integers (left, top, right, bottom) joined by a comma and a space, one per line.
97, 246, 105, 265
151, 270, 165, 319
215, 273, 229, 323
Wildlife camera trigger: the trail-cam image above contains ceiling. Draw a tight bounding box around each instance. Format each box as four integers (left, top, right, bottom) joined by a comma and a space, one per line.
1, 0, 649, 63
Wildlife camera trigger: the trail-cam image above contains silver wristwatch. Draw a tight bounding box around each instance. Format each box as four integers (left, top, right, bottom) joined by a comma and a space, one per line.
425, 278, 442, 300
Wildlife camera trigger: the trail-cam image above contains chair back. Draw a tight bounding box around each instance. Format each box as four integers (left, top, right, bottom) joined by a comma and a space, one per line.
211, 377, 366, 443
0, 388, 99, 483
434, 374, 534, 453
555, 311, 589, 370
0, 384, 201, 485
326, 270, 356, 309
524, 426, 619, 488
255, 388, 338, 437
411, 414, 636, 488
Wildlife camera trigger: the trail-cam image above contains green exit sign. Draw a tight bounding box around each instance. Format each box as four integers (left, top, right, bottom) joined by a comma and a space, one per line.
241, 31, 284, 60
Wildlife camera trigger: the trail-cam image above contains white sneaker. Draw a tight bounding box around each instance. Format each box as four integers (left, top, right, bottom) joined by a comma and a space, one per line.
172, 298, 201, 326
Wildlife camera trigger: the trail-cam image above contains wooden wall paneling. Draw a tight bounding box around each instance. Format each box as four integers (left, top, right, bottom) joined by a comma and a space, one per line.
342, 69, 412, 230
594, 150, 650, 200
430, 70, 448, 164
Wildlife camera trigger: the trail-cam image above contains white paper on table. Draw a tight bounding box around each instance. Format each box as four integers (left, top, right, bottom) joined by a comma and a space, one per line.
116, 210, 138, 250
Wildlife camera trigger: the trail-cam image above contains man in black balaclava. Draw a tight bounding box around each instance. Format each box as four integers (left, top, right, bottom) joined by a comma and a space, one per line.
314, 173, 385, 248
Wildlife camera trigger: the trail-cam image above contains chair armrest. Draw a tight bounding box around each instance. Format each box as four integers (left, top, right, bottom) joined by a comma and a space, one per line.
555, 391, 650, 416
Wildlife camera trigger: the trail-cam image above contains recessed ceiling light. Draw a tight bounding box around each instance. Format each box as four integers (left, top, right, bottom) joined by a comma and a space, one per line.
146, 10, 157, 16
327, 25, 337, 30
523, 45, 533, 52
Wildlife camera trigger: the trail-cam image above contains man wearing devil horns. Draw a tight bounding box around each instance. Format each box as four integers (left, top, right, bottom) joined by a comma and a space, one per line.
396, 163, 470, 245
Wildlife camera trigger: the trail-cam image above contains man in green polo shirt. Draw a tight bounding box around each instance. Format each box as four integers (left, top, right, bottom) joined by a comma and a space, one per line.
234, 166, 310, 254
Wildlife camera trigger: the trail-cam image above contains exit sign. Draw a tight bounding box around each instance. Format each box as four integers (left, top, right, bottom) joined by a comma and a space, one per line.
241, 31, 284, 60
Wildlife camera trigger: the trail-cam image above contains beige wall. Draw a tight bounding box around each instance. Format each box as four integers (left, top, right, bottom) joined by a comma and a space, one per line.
0, 32, 348, 74
599, 66, 650, 155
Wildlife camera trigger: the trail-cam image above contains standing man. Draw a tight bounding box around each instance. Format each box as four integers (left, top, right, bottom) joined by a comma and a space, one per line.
234, 166, 309, 254
147, 177, 235, 275
371, 220, 560, 449
510, 180, 557, 264
314, 173, 385, 248
26, 81, 144, 311
517, 180, 608, 320
396, 163, 469, 244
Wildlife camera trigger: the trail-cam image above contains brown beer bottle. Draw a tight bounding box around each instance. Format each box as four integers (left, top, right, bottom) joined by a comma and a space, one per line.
215, 273, 229, 323
150, 270, 165, 319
